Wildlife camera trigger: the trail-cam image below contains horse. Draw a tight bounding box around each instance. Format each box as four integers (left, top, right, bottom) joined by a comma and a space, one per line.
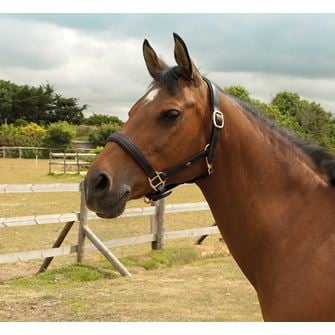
84, 33, 335, 321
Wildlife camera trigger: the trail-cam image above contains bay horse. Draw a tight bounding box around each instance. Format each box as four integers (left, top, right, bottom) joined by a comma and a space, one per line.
84, 33, 335, 321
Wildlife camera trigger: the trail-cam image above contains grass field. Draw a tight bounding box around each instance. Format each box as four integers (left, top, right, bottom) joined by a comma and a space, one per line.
0, 158, 262, 321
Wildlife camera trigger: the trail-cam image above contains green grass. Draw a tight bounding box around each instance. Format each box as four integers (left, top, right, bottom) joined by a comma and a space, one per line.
7, 264, 117, 288
121, 247, 199, 270
4, 247, 222, 288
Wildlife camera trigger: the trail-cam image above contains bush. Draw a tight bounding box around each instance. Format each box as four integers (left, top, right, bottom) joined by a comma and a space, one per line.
88, 123, 122, 147
90, 146, 104, 155
224, 85, 252, 102
44, 121, 76, 151
83, 114, 124, 127
14, 119, 28, 127
0, 124, 21, 147
76, 124, 96, 140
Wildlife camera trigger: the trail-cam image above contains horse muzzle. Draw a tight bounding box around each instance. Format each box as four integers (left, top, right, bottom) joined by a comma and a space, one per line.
84, 171, 131, 219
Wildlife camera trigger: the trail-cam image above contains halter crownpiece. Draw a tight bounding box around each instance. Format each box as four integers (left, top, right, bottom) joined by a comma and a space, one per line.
106, 77, 224, 201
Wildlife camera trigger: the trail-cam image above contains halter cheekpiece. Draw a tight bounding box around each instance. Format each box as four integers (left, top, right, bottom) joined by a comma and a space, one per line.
106, 77, 224, 201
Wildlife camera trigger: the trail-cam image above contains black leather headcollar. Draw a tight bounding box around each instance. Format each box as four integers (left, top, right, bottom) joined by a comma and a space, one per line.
106, 77, 224, 201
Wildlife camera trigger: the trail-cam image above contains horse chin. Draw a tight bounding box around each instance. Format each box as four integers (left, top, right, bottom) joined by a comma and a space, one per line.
96, 191, 130, 219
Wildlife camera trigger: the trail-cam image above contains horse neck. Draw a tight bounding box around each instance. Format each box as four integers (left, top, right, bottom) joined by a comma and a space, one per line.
198, 95, 327, 288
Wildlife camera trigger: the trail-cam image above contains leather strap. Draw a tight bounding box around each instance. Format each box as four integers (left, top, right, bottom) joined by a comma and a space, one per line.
107, 132, 158, 180
106, 77, 224, 201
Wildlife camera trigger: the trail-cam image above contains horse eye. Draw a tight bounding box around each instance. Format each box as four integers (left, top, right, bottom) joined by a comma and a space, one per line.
160, 109, 181, 123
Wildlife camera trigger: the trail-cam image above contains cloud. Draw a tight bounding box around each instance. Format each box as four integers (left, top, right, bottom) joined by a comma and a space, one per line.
0, 16, 154, 119
0, 13, 334, 120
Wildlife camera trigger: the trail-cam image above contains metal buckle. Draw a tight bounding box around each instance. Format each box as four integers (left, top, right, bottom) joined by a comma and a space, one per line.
213, 110, 224, 128
205, 157, 214, 175
148, 171, 166, 192
203, 144, 214, 175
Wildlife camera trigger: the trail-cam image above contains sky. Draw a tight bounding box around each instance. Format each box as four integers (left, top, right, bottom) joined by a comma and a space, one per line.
0, 13, 335, 120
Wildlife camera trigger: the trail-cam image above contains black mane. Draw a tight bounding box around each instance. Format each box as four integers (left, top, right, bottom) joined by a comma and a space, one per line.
229, 95, 335, 186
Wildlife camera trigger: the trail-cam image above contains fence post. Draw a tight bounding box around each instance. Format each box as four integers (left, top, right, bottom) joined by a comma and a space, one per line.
3, 147, 6, 158
37, 221, 75, 274
19, 147, 22, 159
63, 153, 66, 174
151, 198, 165, 250
83, 225, 131, 277
76, 152, 80, 174
77, 181, 87, 263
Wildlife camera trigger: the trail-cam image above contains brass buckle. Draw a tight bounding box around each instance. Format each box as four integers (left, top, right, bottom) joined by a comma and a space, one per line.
205, 157, 214, 175
204, 144, 214, 175
148, 171, 166, 192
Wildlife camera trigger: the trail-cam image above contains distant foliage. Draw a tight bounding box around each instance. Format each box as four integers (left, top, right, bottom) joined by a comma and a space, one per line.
224, 85, 335, 150
0, 122, 47, 157
0, 80, 87, 125
44, 121, 76, 151
88, 123, 122, 147
271, 91, 335, 148
75, 124, 96, 140
224, 85, 252, 102
83, 114, 124, 127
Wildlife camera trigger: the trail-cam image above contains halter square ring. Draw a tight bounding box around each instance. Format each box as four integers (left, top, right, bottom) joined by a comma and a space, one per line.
148, 171, 167, 192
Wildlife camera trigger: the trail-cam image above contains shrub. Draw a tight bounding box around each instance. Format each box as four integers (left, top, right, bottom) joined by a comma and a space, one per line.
44, 121, 76, 151
88, 123, 122, 147
76, 124, 96, 140
83, 114, 124, 127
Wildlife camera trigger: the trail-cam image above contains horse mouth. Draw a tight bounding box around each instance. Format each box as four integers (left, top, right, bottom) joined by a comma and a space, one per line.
95, 191, 130, 219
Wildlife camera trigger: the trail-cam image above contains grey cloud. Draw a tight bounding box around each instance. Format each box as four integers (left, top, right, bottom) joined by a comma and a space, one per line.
0, 14, 334, 119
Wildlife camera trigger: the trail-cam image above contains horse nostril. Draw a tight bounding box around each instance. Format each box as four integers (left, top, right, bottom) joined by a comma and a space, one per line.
94, 172, 111, 193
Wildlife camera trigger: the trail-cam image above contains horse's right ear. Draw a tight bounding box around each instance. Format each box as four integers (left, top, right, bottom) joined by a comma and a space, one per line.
143, 39, 167, 80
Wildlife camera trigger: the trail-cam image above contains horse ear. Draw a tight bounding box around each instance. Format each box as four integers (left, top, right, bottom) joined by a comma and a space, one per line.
173, 33, 200, 81
143, 39, 167, 80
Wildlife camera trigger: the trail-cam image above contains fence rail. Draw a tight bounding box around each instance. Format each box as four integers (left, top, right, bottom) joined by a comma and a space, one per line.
49, 152, 96, 174
0, 182, 217, 276
0, 183, 80, 193
1, 146, 50, 159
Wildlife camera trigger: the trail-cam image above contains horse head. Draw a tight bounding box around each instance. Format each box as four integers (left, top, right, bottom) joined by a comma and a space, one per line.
84, 33, 219, 218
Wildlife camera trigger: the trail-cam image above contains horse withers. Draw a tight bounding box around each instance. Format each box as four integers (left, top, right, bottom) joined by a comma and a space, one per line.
84, 33, 335, 321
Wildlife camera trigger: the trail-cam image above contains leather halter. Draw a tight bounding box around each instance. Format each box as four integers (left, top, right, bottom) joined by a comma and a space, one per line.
106, 77, 224, 201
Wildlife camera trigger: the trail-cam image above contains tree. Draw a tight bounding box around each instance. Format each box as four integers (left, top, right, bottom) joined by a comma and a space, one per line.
48, 94, 86, 125
0, 80, 19, 124
271, 91, 301, 118
0, 80, 87, 125
224, 85, 252, 102
271, 91, 335, 148
83, 114, 124, 127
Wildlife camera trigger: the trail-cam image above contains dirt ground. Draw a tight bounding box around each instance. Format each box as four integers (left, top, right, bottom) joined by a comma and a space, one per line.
0, 158, 262, 321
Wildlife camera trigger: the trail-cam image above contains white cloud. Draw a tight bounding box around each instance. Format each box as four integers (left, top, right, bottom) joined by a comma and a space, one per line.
0, 17, 154, 120
0, 14, 334, 121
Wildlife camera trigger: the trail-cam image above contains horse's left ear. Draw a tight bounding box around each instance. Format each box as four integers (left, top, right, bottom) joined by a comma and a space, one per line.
143, 39, 167, 80
173, 33, 201, 82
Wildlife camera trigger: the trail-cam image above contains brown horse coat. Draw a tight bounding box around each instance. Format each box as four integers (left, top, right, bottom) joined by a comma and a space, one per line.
85, 34, 335, 321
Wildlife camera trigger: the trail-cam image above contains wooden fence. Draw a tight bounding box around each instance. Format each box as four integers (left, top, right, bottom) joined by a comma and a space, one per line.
1, 146, 50, 159
0, 182, 219, 276
49, 152, 97, 174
